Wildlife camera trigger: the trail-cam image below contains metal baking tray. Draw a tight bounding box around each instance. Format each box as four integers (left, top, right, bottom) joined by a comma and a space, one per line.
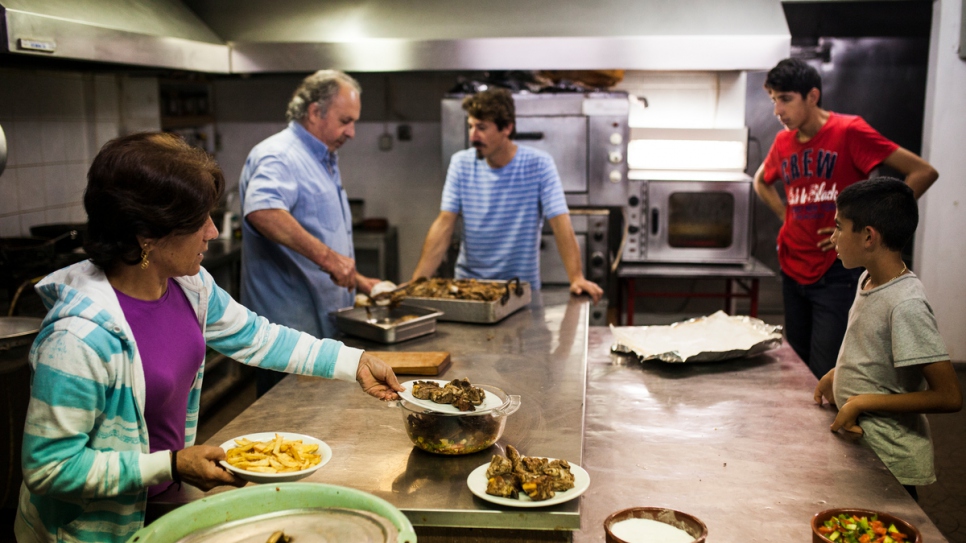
401, 280, 531, 324
332, 303, 443, 344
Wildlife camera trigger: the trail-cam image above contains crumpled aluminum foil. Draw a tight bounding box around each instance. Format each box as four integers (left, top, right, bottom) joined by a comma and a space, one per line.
610, 311, 784, 363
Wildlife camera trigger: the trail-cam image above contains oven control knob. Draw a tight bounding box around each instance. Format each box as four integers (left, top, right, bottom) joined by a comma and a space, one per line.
628, 196, 640, 207
608, 151, 623, 164
591, 252, 605, 268
593, 231, 604, 242
609, 133, 623, 145
628, 225, 639, 234
609, 170, 622, 183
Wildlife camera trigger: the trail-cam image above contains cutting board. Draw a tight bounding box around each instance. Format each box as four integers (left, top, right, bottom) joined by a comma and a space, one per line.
368, 351, 451, 376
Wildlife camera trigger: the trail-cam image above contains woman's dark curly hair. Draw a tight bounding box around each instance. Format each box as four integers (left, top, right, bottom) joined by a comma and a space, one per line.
84, 132, 225, 272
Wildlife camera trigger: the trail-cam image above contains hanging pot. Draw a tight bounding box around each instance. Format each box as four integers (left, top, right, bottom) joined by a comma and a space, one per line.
30, 223, 87, 253
0, 230, 77, 272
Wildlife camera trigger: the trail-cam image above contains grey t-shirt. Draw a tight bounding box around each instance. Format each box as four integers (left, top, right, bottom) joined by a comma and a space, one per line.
832, 271, 949, 485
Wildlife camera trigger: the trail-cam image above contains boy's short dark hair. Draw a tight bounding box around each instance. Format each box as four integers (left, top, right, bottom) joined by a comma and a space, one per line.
765, 58, 823, 107
462, 88, 516, 136
837, 177, 918, 251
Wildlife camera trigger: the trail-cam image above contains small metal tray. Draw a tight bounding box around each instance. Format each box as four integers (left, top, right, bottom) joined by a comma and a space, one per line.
402, 279, 531, 324
332, 303, 443, 344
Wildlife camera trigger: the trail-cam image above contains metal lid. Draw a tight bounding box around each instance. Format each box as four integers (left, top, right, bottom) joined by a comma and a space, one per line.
174, 507, 399, 543
0, 317, 42, 351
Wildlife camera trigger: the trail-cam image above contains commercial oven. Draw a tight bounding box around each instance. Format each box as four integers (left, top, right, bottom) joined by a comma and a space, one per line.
622, 170, 753, 264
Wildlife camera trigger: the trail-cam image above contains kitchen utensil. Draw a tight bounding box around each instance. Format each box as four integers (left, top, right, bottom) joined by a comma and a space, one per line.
367, 351, 451, 375
466, 461, 590, 508
400, 279, 531, 324
811, 508, 921, 543
332, 304, 443, 344
174, 508, 398, 543
218, 432, 332, 484
126, 482, 416, 543
398, 384, 520, 455
604, 507, 708, 543
0, 230, 78, 271
30, 223, 86, 253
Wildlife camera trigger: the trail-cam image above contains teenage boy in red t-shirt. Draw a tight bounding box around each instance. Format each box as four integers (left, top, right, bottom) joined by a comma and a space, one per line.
753, 58, 938, 379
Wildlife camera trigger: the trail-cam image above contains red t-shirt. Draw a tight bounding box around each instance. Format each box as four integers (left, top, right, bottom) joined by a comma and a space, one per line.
762, 112, 898, 284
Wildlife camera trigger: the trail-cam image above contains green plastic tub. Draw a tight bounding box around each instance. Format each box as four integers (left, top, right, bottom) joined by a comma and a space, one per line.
128, 483, 416, 542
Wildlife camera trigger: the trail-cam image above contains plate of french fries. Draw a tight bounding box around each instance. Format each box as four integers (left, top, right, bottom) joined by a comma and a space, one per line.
218, 432, 332, 483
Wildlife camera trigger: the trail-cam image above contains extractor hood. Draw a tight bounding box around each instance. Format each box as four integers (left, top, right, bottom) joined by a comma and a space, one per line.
2, 0, 790, 73
0, 0, 229, 72
190, 0, 790, 72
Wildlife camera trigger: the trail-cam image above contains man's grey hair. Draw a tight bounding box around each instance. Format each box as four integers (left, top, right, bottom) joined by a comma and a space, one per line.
285, 70, 361, 122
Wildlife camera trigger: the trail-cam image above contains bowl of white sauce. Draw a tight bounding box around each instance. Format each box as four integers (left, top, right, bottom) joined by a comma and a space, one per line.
604, 507, 707, 543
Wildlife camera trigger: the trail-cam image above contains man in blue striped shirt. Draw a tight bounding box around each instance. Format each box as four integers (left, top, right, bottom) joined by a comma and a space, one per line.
412, 88, 602, 302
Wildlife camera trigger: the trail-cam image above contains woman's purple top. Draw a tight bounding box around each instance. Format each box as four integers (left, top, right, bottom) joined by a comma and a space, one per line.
115, 278, 206, 497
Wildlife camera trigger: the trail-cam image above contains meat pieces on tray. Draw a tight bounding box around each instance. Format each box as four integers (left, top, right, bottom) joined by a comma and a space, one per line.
412, 378, 485, 412
484, 445, 575, 501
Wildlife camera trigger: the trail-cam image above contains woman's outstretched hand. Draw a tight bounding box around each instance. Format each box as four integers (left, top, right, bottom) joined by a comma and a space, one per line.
356, 353, 405, 400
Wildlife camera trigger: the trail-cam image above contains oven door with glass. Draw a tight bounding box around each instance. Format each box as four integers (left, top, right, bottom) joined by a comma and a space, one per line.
624, 171, 752, 264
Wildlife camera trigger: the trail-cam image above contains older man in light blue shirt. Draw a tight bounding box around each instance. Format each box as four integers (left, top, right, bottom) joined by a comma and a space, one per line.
240, 70, 380, 395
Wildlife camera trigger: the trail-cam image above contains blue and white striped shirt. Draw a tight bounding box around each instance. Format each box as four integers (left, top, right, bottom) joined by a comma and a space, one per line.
441, 145, 568, 289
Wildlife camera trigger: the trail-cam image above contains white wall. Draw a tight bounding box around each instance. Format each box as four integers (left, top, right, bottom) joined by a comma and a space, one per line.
919, 0, 966, 361
0, 70, 159, 236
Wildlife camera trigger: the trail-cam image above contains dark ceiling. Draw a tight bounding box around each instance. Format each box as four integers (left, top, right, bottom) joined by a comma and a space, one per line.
782, 1, 933, 44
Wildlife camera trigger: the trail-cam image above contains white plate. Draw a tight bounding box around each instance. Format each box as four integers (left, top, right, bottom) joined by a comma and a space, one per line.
466, 460, 590, 508
218, 432, 332, 484
398, 379, 505, 414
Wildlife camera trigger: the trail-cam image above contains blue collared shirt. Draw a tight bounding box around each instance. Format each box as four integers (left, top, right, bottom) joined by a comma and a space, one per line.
239, 121, 354, 338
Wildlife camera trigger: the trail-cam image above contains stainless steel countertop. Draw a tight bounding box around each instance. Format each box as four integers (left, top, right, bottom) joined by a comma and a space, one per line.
200, 289, 589, 531
155, 290, 947, 541
577, 327, 947, 543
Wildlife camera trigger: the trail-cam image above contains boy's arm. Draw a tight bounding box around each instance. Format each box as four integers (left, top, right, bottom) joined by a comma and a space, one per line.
752, 163, 786, 221
831, 360, 963, 433
880, 147, 939, 199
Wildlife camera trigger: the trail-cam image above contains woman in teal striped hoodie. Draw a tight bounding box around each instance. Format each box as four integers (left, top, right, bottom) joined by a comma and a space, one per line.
15, 132, 404, 543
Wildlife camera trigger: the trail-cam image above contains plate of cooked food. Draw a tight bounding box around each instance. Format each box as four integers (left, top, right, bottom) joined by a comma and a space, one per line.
218, 432, 332, 483
398, 378, 505, 414
466, 445, 590, 508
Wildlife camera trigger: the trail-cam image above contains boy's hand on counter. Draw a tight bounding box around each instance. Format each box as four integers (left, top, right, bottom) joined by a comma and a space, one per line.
813, 369, 836, 407
356, 352, 405, 401
177, 445, 247, 490
830, 396, 865, 435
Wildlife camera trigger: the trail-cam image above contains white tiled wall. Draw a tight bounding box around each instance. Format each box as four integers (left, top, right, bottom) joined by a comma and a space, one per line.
216, 120, 444, 278
0, 69, 159, 237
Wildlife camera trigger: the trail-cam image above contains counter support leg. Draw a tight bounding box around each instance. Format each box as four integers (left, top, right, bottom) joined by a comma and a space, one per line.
625, 278, 635, 326
751, 278, 760, 318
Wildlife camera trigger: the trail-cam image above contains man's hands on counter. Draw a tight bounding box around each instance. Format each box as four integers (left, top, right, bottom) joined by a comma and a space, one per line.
176, 445, 247, 490
356, 352, 405, 400
814, 369, 864, 435
570, 277, 604, 304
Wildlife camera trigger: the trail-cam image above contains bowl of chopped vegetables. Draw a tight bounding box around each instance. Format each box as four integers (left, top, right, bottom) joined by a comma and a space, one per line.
811, 509, 921, 543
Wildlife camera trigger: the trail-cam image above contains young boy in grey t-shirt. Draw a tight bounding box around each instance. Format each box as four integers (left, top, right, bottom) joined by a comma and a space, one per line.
813, 177, 962, 500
